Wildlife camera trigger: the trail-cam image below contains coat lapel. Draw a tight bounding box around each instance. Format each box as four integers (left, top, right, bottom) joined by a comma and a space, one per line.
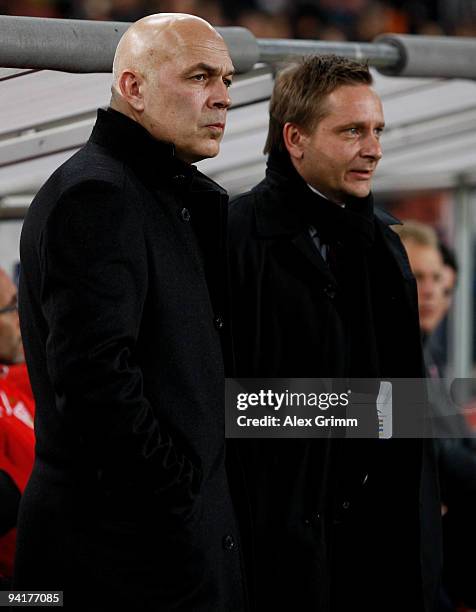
291, 231, 336, 285
254, 186, 336, 285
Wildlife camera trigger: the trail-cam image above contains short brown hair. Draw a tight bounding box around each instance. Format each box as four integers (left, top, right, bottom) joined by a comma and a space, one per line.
264, 54, 373, 155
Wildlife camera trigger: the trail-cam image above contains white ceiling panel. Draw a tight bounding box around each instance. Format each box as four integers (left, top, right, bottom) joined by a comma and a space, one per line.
1, 64, 476, 205
0, 70, 110, 136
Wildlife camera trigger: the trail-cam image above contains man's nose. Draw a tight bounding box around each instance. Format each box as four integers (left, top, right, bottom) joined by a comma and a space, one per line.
361, 133, 382, 161
210, 79, 231, 110
420, 279, 437, 299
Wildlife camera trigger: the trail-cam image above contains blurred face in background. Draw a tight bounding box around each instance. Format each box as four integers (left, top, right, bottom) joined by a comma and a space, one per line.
403, 240, 445, 334
441, 264, 457, 316
0, 268, 23, 364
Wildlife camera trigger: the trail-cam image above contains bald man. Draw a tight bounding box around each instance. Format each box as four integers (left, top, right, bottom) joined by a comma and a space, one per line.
15, 14, 245, 611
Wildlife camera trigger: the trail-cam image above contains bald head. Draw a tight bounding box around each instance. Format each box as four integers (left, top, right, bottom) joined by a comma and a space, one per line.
112, 13, 225, 104
109, 12, 234, 163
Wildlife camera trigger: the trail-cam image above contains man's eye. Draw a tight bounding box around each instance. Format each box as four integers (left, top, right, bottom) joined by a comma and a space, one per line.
347, 127, 359, 135
192, 74, 206, 81
223, 78, 232, 88
374, 128, 384, 138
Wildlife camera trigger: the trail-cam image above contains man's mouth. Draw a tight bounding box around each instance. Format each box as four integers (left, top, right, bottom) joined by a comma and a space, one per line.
420, 305, 436, 318
206, 123, 225, 132
349, 169, 374, 179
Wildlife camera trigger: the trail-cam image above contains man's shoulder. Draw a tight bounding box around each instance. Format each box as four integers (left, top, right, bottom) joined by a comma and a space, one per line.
373, 207, 415, 279
374, 206, 405, 248
22, 144, 141, 243
228, 183, 271, 258
374, 206, 402, 228
26, 144, 125, 218
229, 178, 278, 229
229, 189, 257, 222
28, 142, 140, 219
49, 142, 127, 194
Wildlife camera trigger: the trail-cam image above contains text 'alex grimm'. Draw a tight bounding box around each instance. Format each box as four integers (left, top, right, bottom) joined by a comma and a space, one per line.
225, 381, 393, 439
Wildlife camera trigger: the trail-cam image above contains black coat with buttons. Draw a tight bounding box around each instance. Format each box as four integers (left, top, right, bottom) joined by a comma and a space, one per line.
227, 154, 442, 612
16, 108, 245, 611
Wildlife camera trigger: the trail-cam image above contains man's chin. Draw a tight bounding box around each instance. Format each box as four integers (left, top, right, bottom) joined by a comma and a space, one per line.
346, 183, 372, 199
203, 140, 221, 159
180, 143, 221, 164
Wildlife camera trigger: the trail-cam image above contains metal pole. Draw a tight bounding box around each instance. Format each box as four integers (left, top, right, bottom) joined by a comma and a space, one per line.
0, 205, 29, 221
0, 16, 128, 73
450, 184, 475, 378
0, 16, 475, 78
256, 39, 399, 69
260, 34, 476, 78
0, 15, 258, 74
375, 34, 476, 79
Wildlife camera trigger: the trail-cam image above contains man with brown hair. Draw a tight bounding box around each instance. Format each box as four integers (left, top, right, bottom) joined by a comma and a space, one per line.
228, 55, 441, 611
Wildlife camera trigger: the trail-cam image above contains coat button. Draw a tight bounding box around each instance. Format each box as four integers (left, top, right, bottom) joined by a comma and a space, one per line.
324, 284, 336, 299
223, 534, 235, 551
173, 174, 186, 182
214, 315, 224, 330
342, 500, 350, 510
180, 207, 191, 222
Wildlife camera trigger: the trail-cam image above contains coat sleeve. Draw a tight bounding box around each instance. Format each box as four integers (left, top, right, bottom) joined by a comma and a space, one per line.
39, 179, 200, 506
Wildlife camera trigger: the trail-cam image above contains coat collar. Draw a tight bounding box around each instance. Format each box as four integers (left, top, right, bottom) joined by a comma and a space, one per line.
253, 151, 309, 238
89, 108, 226, 196
252, 150, 406, 286
254, 149, 398, 239
375, 207, 402, 227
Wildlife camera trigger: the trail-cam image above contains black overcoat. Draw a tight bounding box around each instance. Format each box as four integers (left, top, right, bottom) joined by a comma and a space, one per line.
16, 108, 245, 611
227, 154, 442, 612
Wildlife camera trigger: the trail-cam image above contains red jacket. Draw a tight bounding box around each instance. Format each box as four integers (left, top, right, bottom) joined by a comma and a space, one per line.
0, 363, 35, 578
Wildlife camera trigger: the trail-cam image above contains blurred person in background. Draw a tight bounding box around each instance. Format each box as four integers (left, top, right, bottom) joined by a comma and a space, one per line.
425, 240, 459, 376
4, 0, 62, 16
397, 221, 476, 612
290, 4, 325, 39
188, 0, 227, 26
0, 267, 35, 588
395, 221, 446, 341
110, 0, 147, 20
439, 241, 458, 322
235, 7, 291, 38
68, 0, 114, 19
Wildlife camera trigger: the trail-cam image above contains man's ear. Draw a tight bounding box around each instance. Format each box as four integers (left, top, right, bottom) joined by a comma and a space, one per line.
283, 122, 307, 161
117, 70, 145, 112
